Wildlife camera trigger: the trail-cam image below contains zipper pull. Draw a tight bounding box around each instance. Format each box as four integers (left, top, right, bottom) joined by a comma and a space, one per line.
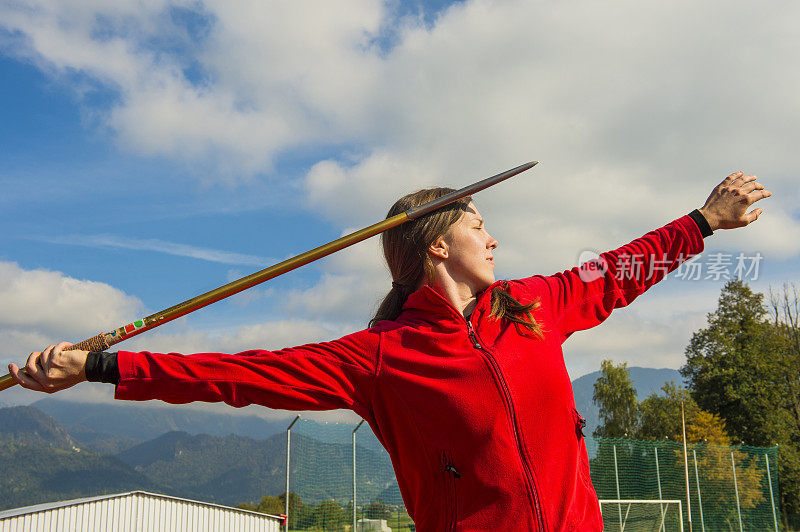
444, 464, 461, 478
466, 321, 481, 349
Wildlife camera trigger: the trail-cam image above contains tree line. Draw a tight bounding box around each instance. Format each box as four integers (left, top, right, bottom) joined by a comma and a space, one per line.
237, 492, 393, 530
592, 280, 800, 522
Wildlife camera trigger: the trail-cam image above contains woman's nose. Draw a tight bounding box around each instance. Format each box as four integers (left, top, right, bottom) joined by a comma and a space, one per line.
488, 235, 498, 249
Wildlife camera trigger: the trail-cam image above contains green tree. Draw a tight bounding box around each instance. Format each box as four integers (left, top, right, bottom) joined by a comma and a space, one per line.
314, 499, 346, 530
239, 492, 313, 527
257, 494, 285, 515
637, 382, 700, 441
681, 280, 783, 444
364, 499, 391, 519
593, 360, 639, 438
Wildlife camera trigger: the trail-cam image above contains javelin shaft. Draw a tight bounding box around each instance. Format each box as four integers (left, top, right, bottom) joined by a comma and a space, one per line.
0, 161, 538, 392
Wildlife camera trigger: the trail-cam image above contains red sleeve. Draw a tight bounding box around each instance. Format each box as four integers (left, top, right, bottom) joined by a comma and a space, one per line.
114, 328, 379, 418
520, 214, 705, 342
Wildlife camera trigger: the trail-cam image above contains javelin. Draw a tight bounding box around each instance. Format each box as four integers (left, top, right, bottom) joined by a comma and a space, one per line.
0, 161, 539, 392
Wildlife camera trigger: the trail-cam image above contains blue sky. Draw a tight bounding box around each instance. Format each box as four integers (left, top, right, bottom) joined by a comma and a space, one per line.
1, 0, 798, 419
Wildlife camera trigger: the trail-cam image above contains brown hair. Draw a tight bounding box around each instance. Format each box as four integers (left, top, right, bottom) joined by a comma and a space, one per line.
369, 187, 543, 338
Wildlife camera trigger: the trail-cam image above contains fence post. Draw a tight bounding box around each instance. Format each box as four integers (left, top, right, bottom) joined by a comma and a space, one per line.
655, 447, 664, 532
765, 453, 778, 532
681, 402, 693, 532
614, 444, 622, 531
285, 415, 300, 532
731, 451, 743, 532
692, 449, 705, 532
353, 420, 365, 532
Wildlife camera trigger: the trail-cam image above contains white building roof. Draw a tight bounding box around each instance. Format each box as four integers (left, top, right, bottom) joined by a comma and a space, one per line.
0, 490, 283, 531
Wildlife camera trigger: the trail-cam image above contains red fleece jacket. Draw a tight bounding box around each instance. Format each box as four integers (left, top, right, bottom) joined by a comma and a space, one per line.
115, 214, 705, 531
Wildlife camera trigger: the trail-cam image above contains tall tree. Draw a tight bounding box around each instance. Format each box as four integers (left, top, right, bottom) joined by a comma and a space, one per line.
592, 360, 639, 438
637, 381, 730, 443
768, 282, 800, 435
638, 382, 700, 442
681, 280, 785, 445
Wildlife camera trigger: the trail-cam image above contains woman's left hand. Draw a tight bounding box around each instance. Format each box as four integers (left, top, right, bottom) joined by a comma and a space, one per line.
698, 171, 772, 231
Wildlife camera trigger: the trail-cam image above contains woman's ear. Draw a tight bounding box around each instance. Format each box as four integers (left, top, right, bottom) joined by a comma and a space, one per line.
428, 235, 449, 260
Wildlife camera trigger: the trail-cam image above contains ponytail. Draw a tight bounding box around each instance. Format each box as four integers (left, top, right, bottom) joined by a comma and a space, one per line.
490, 282, 544, 338
369, 282, 415, 327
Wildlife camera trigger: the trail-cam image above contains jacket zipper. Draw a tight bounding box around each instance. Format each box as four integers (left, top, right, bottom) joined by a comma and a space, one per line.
467, 320, 546, 531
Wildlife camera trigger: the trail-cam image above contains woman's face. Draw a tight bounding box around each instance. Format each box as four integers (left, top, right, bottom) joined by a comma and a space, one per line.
439, 202, 499, 291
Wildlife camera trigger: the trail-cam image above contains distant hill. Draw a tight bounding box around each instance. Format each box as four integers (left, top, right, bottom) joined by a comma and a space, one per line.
117, 430, 396, 507
117, 430, 286, 505
0, 405, 80, 449
33, 398, 288, 452
0, 406, 162, 511
571, 367, 684, 436
0, 404, 395, 511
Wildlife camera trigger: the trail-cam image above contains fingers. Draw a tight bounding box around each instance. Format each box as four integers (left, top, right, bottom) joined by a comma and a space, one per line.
740, 179, 764, 194
44, 341, 73, 374
8, 362, 47, 393
17, 342, 72, 392
25, 349, 44, 380
745, 208, 764, 224
40, 343, 56, 374
723, 170, 744, 184
745, 188, 773, 205
736, 175, 772, 205
725, 172, 773, 206
25, 346, 56, 390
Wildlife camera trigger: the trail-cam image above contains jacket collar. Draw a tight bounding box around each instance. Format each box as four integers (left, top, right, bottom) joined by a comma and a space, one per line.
399, 283, 501, 324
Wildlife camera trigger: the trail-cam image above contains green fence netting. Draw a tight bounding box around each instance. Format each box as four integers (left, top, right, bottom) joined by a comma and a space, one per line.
587, 437, 780, 531
283, 419, 780, 531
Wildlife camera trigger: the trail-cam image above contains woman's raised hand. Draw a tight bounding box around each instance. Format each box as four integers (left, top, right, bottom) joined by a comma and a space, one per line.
8, 342, 89, 393
698, 171, 772, 231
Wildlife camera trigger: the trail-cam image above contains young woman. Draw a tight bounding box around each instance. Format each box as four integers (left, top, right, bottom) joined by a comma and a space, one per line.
10, 171, 771, 531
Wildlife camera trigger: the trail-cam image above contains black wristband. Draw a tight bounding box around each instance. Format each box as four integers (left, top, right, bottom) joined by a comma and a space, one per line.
85, 351, 120, 385
688, 209, 713, 238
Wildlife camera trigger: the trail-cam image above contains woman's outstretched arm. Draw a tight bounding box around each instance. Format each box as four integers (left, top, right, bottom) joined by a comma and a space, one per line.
522, 171, 772, 341
9, 329, 380, 418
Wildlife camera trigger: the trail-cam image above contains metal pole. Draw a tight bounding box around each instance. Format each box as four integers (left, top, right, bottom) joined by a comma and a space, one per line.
285, 415, 300, 532
731, 451, 743, 532
766, 453, 778, 532
614, 445, 623, 531
655, 447, 665, 532
692, 449, 705, 532
353, 420, 365, 532
1, 161, 539, 392
681, 402, 693, 532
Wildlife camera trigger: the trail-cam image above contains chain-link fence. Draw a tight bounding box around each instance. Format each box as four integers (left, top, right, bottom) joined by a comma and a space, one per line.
281, 419, 780, 531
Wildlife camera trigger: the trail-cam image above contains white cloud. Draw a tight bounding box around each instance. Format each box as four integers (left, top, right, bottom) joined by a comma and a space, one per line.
562, 293, 713, 380
0, 261, 144, 343
0, 261, 143, 405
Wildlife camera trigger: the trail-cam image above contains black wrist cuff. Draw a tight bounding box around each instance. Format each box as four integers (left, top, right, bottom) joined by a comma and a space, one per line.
85, 351, 120, 384
688, 209, 713, 238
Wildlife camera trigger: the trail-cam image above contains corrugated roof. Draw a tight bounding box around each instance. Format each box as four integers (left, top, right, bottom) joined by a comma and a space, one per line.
0, 490, 281, 520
